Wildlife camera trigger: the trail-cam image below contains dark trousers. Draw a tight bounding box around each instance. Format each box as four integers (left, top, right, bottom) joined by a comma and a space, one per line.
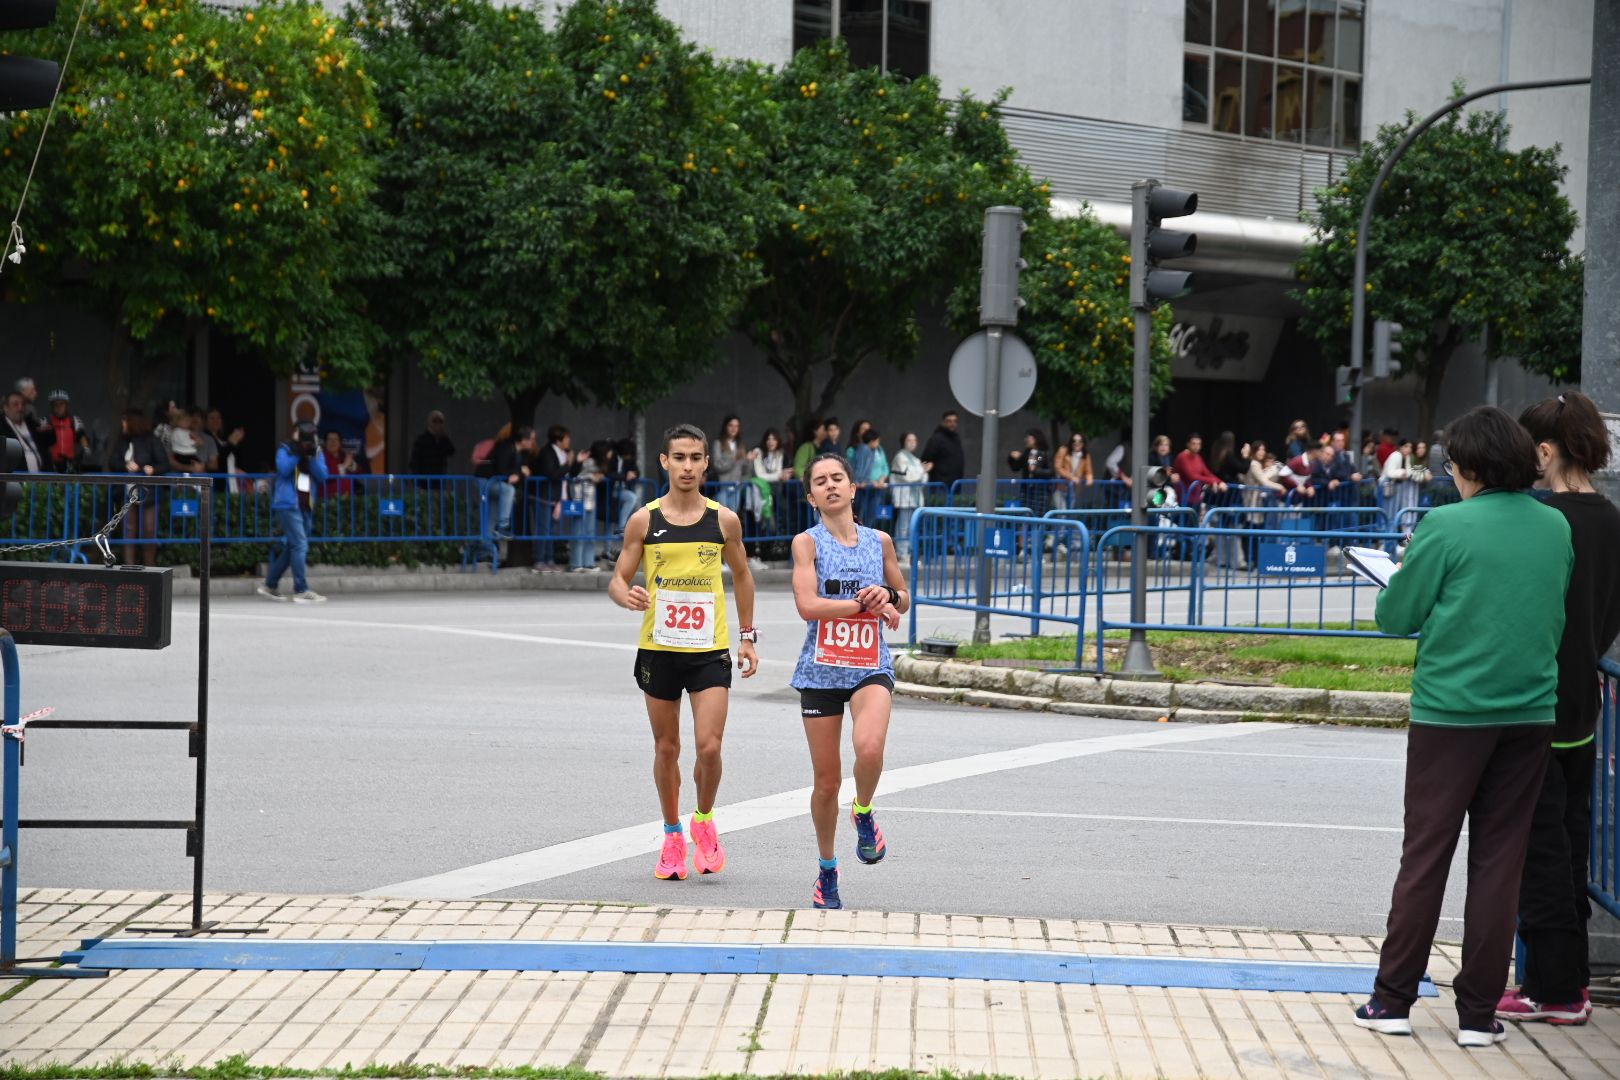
1517, 741, 1595, 1003
1375, 723, 1551, 1028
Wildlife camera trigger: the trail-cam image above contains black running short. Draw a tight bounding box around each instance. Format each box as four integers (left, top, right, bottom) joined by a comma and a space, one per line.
798, 674, 895, 718
634, 648, 732, 702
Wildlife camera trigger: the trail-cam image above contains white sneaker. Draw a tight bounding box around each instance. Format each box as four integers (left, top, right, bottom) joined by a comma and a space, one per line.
748, 557, 767, 571
291, 590, 327, 603
256, 585, 288, 602
1457, 1022, 1508, 1048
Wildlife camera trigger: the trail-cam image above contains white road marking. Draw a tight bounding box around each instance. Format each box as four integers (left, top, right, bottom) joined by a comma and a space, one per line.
1133, 747, 1404, 765
878, 806, 1403, 833
364, 721, 1287, 899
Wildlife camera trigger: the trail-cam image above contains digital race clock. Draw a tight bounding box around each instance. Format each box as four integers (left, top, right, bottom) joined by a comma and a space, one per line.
0, 562, 173, 649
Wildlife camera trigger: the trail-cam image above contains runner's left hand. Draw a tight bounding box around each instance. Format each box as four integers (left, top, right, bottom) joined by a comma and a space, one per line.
878, 604, 900, 631
737, 640, 759, 677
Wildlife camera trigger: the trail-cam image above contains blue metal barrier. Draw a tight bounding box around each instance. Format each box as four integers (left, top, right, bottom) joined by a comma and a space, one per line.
950, 478, 1130, 513
908, 508, 1092, 664
1590, 658, 1620, 919
1092, 525, 1409, 672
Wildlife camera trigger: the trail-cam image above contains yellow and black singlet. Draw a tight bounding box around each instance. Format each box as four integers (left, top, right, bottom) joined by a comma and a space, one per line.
638, 498, 731, 652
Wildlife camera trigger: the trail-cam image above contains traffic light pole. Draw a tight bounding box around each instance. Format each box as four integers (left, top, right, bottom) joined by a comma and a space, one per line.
1348, 76, 1589, 442
1122, 304, 1156, 677
972, 325, 1004, 645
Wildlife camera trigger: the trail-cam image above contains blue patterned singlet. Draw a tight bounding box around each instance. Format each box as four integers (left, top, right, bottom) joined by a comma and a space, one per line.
792, 523, 894, 690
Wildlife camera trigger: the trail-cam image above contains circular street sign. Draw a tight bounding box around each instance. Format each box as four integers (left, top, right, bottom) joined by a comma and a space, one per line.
947, 330, 1038, 418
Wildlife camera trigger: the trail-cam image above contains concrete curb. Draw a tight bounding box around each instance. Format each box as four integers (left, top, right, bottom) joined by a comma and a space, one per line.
894, 654, 1410, 728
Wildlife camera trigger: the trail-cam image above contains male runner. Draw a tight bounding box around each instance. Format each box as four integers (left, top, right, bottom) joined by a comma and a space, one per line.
609, 423, 760, 880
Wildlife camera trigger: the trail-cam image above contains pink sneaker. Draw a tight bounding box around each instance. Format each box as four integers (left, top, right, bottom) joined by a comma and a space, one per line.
654, 830, 688, 880
690, 815, 726, 875
1496, 987, 1590, 1025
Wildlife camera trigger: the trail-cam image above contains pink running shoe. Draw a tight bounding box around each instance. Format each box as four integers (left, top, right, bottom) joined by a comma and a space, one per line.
690, 815, 726, 875
654, 830, 688, 880
1496, 987, 1590, 1025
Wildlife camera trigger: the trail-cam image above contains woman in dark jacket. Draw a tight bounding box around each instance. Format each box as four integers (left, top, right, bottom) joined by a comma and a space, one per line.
106, 407, 170, 566
1007, 428, 1055, 516
1497, 392, 1620, 1026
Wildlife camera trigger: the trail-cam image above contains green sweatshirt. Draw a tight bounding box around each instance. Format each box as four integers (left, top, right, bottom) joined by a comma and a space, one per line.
1376, 490, 1572, 728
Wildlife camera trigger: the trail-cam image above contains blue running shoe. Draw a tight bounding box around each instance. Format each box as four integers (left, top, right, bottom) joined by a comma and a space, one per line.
1353, 997, 1411, 1036
812, 866, 841, 910
852, 808, 887, 864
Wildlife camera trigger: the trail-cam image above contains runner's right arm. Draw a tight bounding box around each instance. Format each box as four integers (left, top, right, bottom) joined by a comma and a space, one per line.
791, 533, 866, 622
610, 507, 651, 611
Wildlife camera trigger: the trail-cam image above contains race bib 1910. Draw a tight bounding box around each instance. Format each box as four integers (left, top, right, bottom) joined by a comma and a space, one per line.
813, 613, 882, 669
653, 589, 717, 649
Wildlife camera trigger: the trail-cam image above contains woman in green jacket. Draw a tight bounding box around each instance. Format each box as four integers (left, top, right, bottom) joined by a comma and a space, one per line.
1353, 406, 1573, 1049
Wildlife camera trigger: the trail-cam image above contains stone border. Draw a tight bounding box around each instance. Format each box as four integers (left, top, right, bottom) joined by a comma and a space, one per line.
895, 654, 1409, 728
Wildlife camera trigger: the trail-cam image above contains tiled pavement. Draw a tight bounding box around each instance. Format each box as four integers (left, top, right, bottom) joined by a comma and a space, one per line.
4, 888, 1620, 1078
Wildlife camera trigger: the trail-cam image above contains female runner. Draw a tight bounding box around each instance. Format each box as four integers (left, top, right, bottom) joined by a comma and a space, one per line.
791, 453, 909, 910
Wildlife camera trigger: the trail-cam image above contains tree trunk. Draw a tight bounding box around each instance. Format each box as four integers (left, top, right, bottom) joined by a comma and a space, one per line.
1418, 336, 1457, 440
505, 387, 545, 433
104, 297, 133, 412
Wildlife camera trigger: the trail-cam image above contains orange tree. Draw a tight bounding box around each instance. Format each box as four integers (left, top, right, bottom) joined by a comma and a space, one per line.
736, 40, 1047, 440
0, 0, 382, 399
947, 208, 1174, 436
353, 0, 770, 425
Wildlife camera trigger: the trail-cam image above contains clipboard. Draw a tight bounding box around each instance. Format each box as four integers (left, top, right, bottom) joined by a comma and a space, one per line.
1345, 546, 1399, 590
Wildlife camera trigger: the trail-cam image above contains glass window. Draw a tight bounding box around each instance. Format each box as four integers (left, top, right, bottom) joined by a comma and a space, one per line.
1246, 0, 1275, 56
1338, 75, 1362, 148
840, 0, 883, 69
1213, 0, 1244, 50
1184, 53, 1211, 123
1336, 2, 1363, 72
1186, 0, 1213, 45
1245, 58, 1274, 137
1307, 1, 1334, 66
1275, 63, 1304, 141
887, 1, 930, 77
794, 0, 833, 55
1306, 69, 1335, 146
1213, 53, 1243, 134
1277, 0, 1307, 61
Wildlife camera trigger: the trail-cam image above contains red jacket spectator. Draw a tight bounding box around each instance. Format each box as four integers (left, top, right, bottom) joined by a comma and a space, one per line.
1375, 431, 1398, 468
1174, 442, 1222, 491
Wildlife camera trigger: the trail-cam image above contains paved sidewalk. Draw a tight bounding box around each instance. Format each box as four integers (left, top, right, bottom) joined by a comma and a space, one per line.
4, 888, 1619, 1078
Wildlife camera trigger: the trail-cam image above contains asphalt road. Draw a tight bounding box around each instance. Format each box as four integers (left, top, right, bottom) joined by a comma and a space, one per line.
9, 586, 1462, 937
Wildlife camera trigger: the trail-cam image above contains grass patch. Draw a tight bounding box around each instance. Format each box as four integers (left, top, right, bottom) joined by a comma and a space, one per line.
955, 628, 1413, 694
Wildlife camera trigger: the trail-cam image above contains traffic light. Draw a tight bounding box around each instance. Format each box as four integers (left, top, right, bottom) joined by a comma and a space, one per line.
0, 0, 60, 111
0, 437, 22, 520
1129, 181, 1197, 309
979, 205, 1026, 327
1334, 365, 1359, 406
1144, 465, 1175, 510
1372, 319, 1404, 379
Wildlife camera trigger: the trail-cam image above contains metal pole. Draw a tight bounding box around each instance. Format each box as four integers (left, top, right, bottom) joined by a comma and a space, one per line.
192, 479, 210, 931
972, 326, 1004, 645
1, 631, 17, 966
1120, 309, 1157, 677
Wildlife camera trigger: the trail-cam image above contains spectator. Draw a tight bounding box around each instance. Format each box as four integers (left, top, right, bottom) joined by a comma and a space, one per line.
793, 418, 825, 481
1359, 436, 1380, 478
256, 421, 330, 603
845, 419, 871, 463
2, 392, 43, 472
1428, 430, 1448, 475
205, 408, 247, 474
920, 410, 964, 490
1354, 405, 1572, 1049
1329, 431, 1363, 486
165, 406, 202, 471
611, 437, 644, 533
1054, 432, 1093, 507
13, 377, 40, 432
490, 425, 536, 543
568, 440, 607, 573
1285, 419, 1312, 459
1380, 436, 1422, 522
711, 414, 755, 516
1173, 432, 1224, 504
188, 407, 220, 472
1411, 441, 1433, 489
1208, 432, 1249, 570
1375, 427, 1399, 468
1148, 434, 1178, 481
889, 431, 927, 558
106, 407, 168, 566
1500, 392, 1620, 1026
1007, 427, 1055, 515
852, 426, 889, 523
818, 416, 842, 456
531, 424, 575, 571
321, 431, 360, 497
408, 411, 455, 475
752, 429, 789, 549
1245, 440, 1289, 501
41, 390, 91, 473
1103, 427, 1131, 485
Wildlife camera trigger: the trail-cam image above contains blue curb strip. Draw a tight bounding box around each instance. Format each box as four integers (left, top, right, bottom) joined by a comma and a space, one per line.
61, 938, 1436, 997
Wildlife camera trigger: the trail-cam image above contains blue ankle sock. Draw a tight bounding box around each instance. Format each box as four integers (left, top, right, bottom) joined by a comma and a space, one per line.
664, 822, 683, 835
819, 857, 838, 871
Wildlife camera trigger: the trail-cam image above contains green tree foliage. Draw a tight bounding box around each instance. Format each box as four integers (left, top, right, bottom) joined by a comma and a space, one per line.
1294, 97, 1581, 432
737, 40, 1048, 440
0, 0, 381, 400
948, 208, 1174, 435
353, 0, 768, 426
